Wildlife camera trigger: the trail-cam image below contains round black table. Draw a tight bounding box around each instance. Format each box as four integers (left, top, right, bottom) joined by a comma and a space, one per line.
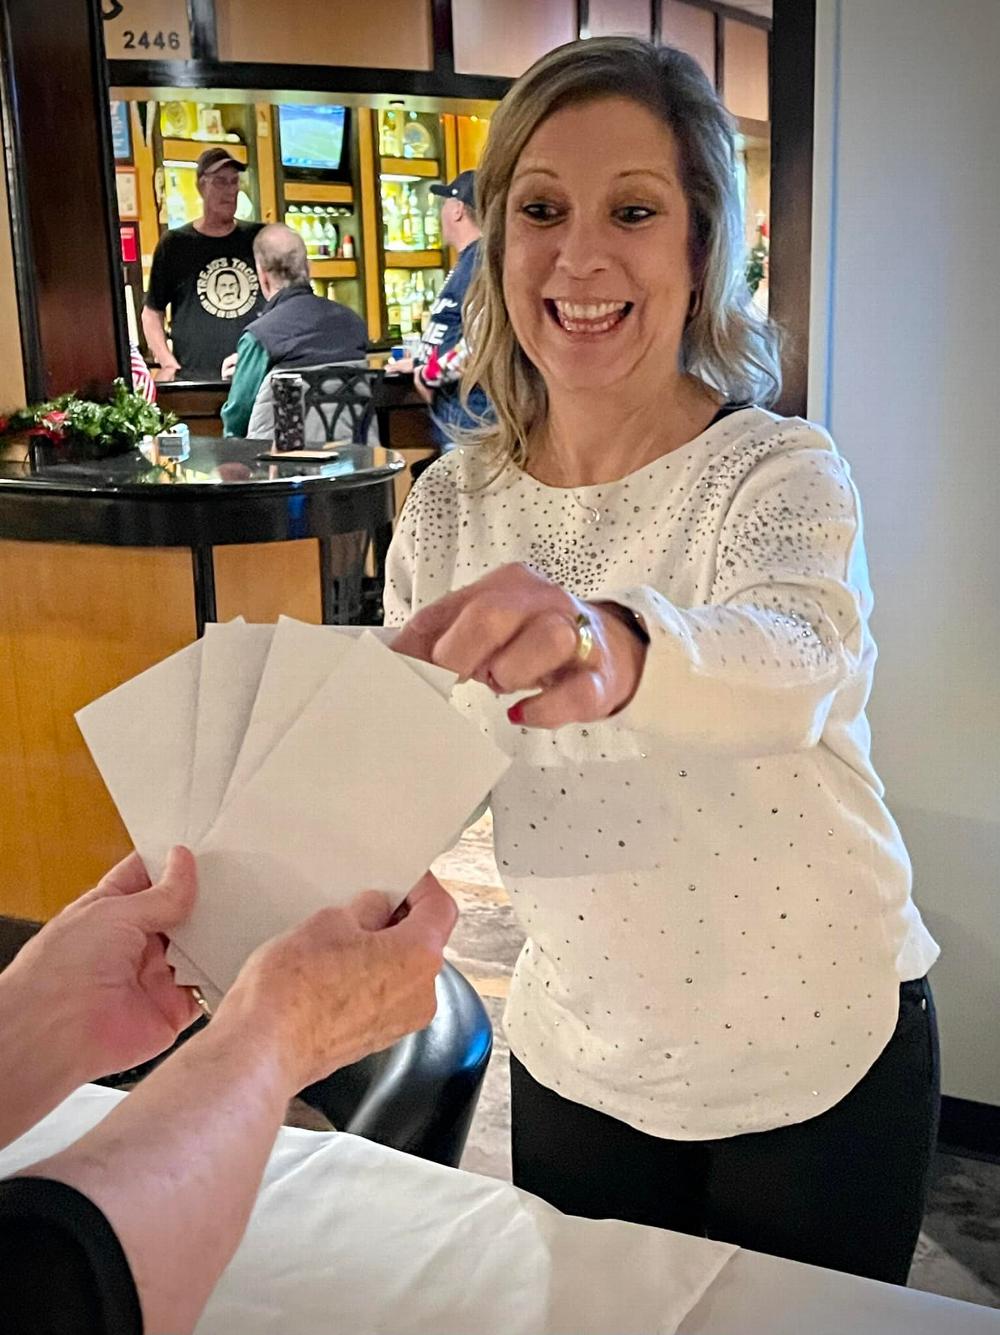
0, 437, 405, 634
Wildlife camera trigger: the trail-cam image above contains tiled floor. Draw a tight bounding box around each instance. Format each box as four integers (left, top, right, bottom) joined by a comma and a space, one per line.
433, 816, 1000, 1310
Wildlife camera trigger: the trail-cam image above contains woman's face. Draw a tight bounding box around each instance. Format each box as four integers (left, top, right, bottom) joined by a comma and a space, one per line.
503, 95, 695, 397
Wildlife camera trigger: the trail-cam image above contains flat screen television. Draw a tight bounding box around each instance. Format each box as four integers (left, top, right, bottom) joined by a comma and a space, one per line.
278, 104, 350, 180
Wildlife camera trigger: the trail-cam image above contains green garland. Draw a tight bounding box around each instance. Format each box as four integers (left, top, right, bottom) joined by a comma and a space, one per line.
0, 379, 177, 462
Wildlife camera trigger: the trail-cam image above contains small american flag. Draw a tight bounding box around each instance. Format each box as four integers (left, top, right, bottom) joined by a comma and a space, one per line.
130, 345, 157, 404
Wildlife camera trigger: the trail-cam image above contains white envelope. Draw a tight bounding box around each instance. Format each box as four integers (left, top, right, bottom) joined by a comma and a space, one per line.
222, 618, 454, 808
75, 638, 203, 882
170, 632, 509, 993
186, 621, 275, 845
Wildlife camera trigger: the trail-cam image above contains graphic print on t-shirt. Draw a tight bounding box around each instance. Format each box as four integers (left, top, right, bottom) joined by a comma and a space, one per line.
197, 256, 258, 320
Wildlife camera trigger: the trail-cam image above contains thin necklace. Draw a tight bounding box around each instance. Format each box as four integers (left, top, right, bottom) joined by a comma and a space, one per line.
573, 492, 602, 524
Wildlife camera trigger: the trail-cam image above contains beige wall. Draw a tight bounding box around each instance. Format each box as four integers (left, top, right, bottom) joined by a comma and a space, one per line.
102, 0, 192, 60
660, 0, 716, 85
723, 18, 769, 122
0, 152, 25, 410
216, 0, 433, 69
453, 0, 576, 78
586, 0, 651, 38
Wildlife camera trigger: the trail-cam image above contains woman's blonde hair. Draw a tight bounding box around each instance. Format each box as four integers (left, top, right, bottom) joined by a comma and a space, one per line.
459, 36, 782, 469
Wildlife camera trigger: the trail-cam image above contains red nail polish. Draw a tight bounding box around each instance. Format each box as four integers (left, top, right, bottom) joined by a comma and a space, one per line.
507, 701, 524, 724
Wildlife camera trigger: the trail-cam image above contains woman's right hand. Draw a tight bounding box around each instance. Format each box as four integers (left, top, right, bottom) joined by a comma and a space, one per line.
214, 874, 457, 1093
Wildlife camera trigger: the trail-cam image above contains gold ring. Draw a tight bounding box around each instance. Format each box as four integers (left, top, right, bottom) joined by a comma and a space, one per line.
573, 611, 594, 663
190, 986, 213, 1017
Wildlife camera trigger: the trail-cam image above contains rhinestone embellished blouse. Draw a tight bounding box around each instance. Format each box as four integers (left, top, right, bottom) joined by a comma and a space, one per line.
385, 407, 939, 1140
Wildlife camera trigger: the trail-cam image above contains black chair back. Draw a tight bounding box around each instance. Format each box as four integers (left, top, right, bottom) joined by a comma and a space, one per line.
297, 363, 377, 445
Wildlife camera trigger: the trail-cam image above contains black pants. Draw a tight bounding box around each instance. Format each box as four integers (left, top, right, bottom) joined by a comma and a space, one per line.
511, 979, 940, 1285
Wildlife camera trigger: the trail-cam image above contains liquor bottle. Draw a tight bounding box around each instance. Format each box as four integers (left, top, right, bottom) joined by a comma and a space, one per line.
424, 200, 441, 249
303, 213, 320, 258
322, 208, 338, 257
382, 190, 400, 248
411, 192, 426, 250
315, 208, 330, 257
400, 191, 413, 248
380, 110, 401, 158
399, 289, 414, 335
166, 171, 187, 229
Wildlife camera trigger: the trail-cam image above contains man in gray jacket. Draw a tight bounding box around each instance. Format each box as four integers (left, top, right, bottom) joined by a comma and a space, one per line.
221, 224, 368, 438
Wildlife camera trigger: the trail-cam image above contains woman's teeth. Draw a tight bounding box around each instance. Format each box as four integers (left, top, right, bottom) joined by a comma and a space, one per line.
551, 299, 629, 334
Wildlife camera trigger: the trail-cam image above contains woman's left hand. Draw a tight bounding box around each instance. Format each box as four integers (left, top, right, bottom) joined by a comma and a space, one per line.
6, 848, 201, 1083
392, 563, 648, 728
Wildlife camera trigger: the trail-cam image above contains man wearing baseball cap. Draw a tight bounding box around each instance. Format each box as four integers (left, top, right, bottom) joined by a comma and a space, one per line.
406, 170, 490, 441
141, 147, 264, 381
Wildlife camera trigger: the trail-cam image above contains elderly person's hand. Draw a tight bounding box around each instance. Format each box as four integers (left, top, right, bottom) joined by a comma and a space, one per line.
220, 351, 239, 380
214, 873, 457, 1092
6, 872, 458, 1334
0, 847, 200, 1148
6, 848, 200, 1080
392, 563, 648, 728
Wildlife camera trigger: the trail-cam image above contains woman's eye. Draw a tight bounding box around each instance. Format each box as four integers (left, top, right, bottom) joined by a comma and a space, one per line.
616, 206, 656, 225
520, 202, 562, 222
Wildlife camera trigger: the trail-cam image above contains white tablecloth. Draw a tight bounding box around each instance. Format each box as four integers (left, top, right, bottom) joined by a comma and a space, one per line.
1, 1086, 996, 1335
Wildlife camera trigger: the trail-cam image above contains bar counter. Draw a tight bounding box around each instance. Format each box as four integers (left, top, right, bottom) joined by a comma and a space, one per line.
0, 438, 403, 919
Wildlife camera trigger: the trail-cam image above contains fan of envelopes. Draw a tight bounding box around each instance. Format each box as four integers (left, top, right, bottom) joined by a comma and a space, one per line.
77, 619, 510, 1009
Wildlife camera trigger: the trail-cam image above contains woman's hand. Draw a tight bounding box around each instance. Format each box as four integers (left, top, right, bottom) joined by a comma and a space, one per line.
5, 848, 201, 1081
216, 873, 457, 1094
391, 563, 648, 728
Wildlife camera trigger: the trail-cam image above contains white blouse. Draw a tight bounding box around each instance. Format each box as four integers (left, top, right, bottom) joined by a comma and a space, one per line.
385, 408, 939, 1140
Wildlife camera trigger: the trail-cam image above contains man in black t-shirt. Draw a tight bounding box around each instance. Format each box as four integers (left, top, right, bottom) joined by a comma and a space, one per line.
141, 146, 264, 381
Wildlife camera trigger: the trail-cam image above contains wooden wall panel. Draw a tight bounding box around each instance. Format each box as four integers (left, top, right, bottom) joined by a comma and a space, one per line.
587, 0, 652, 39
213, 539, 322, 625
216, 0, 433, 70
659, 1, 716, 85
453, 0, 576, 78
0, 141, 24, 410
0, 542, 197, 919
2, 0, 127, 399
723, 17, 769, 122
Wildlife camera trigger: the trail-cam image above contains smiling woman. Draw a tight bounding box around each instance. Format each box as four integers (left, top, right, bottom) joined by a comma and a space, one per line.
461, 39, 780, 475
385, 37, 940, 1287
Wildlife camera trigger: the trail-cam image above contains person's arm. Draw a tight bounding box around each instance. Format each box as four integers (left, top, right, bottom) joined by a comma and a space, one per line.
0, 850, 198, 1151
140, 306, 180, 381
391, 426, 870, 752
14, 876, 456, 1335
0, 1178, 142, 1335
221, 332, 271, 438
601, 431, 867, 753
142, 236, 181, 380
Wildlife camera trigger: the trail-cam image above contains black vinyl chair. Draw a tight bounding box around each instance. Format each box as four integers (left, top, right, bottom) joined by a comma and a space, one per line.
298, 962, 493, 1167
0, 919, 491, 1169
259, 362, 391, 624
298, 363, 378, 445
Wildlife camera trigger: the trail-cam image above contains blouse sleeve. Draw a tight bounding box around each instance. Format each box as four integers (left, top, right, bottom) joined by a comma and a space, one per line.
0, 1177, 142, 1335
383, 489, 419, 628
604, 432, 872, 756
